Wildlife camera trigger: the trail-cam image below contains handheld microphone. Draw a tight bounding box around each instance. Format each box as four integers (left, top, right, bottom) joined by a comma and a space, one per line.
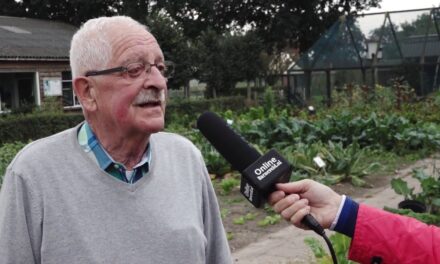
196, 111, 325, 236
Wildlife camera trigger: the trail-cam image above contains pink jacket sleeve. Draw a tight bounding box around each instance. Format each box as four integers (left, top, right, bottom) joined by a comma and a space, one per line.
348, 204, 440, 264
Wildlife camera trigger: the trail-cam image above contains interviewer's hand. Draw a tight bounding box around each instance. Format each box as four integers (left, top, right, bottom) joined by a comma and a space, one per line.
268, 179, 342, 230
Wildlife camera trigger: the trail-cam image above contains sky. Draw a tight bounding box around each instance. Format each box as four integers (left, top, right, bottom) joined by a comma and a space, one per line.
364, 0, 439, 13
357, 0, 439, 37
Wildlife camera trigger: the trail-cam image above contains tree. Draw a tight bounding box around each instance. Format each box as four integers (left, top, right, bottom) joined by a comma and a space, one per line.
400, 13, 439, 37
195, 30, 266, 98
0, 0, 159, 26
1, 0, 119, 26
196, 29, 232, 98
158, 0, 381, 54
234, 31, 266, 99
145, 13, 197, 95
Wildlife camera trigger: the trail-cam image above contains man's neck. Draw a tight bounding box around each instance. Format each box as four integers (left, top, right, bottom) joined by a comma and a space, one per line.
88, 122, 150, 170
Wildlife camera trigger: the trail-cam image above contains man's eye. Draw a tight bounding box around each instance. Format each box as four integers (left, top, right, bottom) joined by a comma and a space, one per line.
156, 64, 166, 73
127, 64, 144, 76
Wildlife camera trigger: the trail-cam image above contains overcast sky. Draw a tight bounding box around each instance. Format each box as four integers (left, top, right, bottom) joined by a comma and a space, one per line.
364, 0, 439, 13
356, 0, 439, 36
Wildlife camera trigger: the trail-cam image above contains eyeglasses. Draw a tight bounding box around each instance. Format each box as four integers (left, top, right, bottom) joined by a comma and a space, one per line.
85, 61, 175, 79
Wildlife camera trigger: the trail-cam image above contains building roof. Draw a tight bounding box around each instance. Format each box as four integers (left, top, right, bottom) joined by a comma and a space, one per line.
400, 35, 440, 58
0, 16, 77, 61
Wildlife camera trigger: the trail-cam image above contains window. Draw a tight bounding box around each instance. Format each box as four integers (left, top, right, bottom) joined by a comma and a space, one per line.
62, 71, 80, 107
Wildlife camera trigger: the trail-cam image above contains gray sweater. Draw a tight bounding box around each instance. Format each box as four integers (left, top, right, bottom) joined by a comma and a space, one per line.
0, 126, 232, 264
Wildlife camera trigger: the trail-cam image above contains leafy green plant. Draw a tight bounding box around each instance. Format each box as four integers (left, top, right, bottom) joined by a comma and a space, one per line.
220, 208, 230, 219
391, 165, 440, 215
257, 214, 281, 227
284, 141, 380, 186
35, 96, 64, 114
167, 89, 440, 186
305, 233, 355, 264
282, 142, 324, 177
219, 177, 240, 195
263, 86, 275, 115
232, 213, 257, 225
244, 212, 257, 221
390, 178, 414, 201
321, 141, 380, 187
0, 141, 27, 186
233, 216, 246, 225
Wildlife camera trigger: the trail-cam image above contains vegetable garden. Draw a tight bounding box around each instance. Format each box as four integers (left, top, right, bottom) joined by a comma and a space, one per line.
167, 86, 440, 254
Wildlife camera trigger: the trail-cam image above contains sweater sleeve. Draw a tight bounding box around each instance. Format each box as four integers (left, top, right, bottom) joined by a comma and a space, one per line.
348, 204, 440, 264
199, 156, 233, 264
0, 169, 42, 264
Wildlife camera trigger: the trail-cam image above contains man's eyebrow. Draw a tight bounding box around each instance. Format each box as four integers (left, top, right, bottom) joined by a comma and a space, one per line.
119, 57, 139, 66
119, 51, 165, 66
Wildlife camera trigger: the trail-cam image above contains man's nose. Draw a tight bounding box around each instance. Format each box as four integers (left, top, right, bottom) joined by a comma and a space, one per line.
143, 66, 167, 90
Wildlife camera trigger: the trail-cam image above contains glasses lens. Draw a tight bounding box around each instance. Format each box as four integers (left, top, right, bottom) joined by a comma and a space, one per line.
126, 63, 145, 78
125, 61, 174, 79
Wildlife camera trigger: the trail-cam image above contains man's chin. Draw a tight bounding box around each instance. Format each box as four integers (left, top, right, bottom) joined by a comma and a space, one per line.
142, 118, 165, 134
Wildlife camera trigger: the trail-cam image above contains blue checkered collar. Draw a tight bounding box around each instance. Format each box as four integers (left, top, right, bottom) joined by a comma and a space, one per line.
78, 122, 151, 171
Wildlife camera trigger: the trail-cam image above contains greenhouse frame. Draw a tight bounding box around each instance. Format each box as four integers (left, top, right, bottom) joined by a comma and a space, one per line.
285, 7, 440, 106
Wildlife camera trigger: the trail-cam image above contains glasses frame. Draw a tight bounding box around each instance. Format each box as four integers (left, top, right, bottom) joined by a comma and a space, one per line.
85, 61, 175, 79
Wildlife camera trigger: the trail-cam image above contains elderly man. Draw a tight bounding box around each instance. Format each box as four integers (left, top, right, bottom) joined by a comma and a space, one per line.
0, 16, 231, 264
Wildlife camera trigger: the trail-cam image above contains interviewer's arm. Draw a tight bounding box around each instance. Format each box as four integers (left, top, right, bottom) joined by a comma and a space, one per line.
269, 180, 440, 263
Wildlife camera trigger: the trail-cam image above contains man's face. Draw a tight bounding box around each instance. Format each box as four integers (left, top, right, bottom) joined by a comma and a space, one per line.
91, 26, 168, 137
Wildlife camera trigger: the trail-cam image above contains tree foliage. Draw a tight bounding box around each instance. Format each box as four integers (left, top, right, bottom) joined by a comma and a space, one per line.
1, 0, 116, 26
158, 0, 381, 52
196, 30, 266, 97
145, 13, 197, 91
2, 0, 382, 52
0, 0, 157, 26
400, 12, 439, 37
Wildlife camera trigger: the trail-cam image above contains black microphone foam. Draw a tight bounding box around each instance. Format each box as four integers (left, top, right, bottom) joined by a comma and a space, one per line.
196, 111, 261, 173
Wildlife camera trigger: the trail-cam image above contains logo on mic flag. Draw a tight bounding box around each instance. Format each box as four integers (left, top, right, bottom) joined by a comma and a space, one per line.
241, 149, 292, 207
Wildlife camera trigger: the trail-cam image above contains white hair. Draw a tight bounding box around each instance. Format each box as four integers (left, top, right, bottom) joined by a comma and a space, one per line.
69, 16, 149, 78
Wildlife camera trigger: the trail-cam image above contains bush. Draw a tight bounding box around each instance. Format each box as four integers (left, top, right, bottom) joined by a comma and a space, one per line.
0, 113, 84, 145
0, 141, 27, 186
165, 96, 245, 125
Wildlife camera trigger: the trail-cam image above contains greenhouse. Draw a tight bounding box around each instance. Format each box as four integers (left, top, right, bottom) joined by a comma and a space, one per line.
286, 7, 440, 106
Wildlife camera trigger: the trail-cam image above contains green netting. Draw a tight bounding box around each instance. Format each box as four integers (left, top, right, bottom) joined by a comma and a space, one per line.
294, 17, 366, 70
288, 8, 440, 97
290, 8, 440, 72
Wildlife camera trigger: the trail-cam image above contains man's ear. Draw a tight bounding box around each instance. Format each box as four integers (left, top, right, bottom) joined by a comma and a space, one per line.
73, 77, 97, 111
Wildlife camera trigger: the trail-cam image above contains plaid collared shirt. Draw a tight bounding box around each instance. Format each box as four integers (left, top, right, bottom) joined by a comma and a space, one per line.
78, 122, 151, 184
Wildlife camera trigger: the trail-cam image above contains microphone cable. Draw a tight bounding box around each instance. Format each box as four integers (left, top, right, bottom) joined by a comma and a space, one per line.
302, 214, 338, 264
323, 233, 338, 264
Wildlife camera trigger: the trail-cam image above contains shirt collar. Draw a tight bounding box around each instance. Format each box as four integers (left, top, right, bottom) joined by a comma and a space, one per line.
78, 122, 151, 171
